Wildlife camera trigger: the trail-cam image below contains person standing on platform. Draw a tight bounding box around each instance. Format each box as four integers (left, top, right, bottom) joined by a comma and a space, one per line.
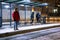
30, 12, 34, 24
12, 8, 20, 30
36, 12, 41, 23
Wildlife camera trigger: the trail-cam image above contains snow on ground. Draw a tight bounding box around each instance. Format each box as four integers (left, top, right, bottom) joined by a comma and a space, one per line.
0, 23, 60, 34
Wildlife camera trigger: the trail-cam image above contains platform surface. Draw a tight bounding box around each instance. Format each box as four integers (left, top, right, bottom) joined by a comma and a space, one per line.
0, 23, 60, 35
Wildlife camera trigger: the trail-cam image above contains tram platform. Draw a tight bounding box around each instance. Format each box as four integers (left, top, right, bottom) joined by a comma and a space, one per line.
0, 23, 60, 37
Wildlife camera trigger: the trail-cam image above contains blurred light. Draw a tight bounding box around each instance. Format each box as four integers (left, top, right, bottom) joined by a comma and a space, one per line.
21, 0, 30, 2
32, 7, 34, 12
53, 9, 58, 13
23, 0, 30, 2
42, 3, 48, 5
2, 2, 9, 4
4, 5, 10, 8
46, 6, 48, 8
20, 5, 24, 6
58, 5, 60, 7
2, 2, 6, 4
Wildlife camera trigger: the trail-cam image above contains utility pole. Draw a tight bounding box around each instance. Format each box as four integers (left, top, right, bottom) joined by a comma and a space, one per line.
0, 3, 2, 28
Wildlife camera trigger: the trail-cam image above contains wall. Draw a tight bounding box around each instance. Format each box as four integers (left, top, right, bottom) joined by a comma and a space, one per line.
2, 9, 38, 22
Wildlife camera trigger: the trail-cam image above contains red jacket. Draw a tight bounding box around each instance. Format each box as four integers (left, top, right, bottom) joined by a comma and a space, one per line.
12, 11, 20, 21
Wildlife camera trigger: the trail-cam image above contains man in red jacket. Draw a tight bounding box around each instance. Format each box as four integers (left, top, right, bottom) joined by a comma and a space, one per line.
12, 8, 20, 30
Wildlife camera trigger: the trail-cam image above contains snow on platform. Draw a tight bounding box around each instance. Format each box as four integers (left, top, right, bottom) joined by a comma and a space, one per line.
0, 23, 60, 34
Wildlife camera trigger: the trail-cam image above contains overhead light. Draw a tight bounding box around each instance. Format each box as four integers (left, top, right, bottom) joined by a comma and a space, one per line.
4, 5, 10, 8
20, 5, 24, 6
21, 0, 30, 2
42, 3, 48, 5
23, 0, 30, 2
2, 2, 9, 4
32, 7, 34, 12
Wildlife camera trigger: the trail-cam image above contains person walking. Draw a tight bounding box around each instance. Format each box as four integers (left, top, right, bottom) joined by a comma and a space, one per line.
30, 12, 34, 24
12, 8, 20, 30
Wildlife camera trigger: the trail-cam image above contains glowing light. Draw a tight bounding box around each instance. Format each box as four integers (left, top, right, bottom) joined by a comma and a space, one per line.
21, 0, 30, 2
23, 0, 30, 2
58, 5, 60, 7
46, 6, 48, 8
42, 3, 48, 6
4, 5, 10, 8
53, 9, 58, 13
20, 5, 24, 6
32, 7, 34, 12
2, 2, 8, 4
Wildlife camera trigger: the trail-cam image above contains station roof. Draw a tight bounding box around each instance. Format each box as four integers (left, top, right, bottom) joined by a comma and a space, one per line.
0, 0, 22, 3
17, 2, 41, 6
0, 0, 48, 7
0, 0, 41, 6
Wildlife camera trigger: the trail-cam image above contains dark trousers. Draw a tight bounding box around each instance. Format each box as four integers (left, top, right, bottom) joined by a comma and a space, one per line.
31, 18, 34, 24
36, 18, 39, 23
